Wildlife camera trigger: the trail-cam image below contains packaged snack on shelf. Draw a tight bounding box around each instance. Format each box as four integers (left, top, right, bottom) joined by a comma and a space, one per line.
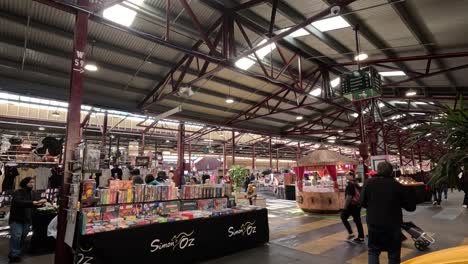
102, 205, 119, 221
119, 204, 138, 221
81, 207, 101, 235
118, 190, 127, 204
197, 199, 215, 211
81, 180, 96, 200
214, 198, 228, 210
134, 184, 145, 202
158, 201, 180, 215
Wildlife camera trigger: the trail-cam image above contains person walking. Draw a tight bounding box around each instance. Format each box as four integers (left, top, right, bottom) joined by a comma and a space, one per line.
9, 177, 47, 263
432, 184, 443, 206
461, 172, 468, 208
360, 161, 416, 264
341, 171, 365, 243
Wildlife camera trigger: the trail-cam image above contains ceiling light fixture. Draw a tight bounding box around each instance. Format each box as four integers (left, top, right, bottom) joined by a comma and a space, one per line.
165, 139, 170, 143
354, 53, 368, 61
38, 126, 45, 131
330, 77, 340, 88
85, 40, 98, 72
102, 0, 143, 27
312, 16, 350, 32
278, 27, 310, 38
337, 130, 343, 133
225, 97, 234, 104
406, 90, 417, 97
351, 113, 359, 118
296, 116, 303, 120
379, 71, 406, 77
309, 88, 322, 96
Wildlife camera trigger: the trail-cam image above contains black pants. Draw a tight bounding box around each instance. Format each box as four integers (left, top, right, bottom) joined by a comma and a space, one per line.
463, 190, 468, 205
341, 205, 364, 239
368, 225, 401, 264
433, 188, 442, 205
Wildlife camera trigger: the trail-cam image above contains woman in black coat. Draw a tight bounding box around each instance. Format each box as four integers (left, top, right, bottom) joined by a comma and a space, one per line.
8, 177, 47, 262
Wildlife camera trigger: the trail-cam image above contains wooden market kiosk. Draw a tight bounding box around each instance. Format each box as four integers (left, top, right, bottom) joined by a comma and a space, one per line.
293, 148, 358, 213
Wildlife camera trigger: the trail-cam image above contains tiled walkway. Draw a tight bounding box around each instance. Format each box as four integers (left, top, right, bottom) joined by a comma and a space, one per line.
1, 191, 468, 263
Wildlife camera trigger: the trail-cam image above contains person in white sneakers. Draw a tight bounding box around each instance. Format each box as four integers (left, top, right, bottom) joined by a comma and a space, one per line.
460, 172, 468, 208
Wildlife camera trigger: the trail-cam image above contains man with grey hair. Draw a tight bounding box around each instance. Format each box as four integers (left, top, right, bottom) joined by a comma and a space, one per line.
360, 161, 416, 264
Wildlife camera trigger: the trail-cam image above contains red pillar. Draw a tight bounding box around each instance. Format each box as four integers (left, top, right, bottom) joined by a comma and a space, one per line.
231, 131, 235, 166
276, 149, 279, 172
101, 111, 108, 162
397, 132, 403, 166
418, 144, 424, 181
223, 142, 227, 175
175, 123, 185, 187
56, 0, 89, 262
252, 143, 256, 171
269, 137, 272, 170
140, 132, 145, 156
188, 142, 192, 171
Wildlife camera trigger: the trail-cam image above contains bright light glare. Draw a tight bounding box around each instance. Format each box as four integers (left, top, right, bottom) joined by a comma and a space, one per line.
103, 0, 143, 27
378, 102, 385, 108
309, 88, 321, 96
330, 77, 340, 88
296, 116, 303, 120
255, 39, 277, 58
84, 64, 98, 71
351, 113, 359, 118
312, 16, 350, 32
225, 98, 234, 104
379, 71, 406, 77
354, 53, 368, 61
414, 102, 427, 105
406, 91, 417, 97
38, 127, 45, 131
235, 57, 255, 70
279, 27, 309, 38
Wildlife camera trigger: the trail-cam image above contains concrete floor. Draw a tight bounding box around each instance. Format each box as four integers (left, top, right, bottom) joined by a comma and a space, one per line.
1, 190, 467, 263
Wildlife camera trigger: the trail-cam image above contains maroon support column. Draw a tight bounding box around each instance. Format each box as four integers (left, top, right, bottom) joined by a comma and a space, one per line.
252, 143, 256, 171
223, 142, 227, 176
188, 142, 192, 171
418, 144, 424, 181
140, 132, 145, 156
397, 132, 403, 166
276, 149, 279, 172
175, 123, 185, 187
101, 111, 108, 163
269, 137, 272, 170
231, 131, 235, 166
56, 0, 89, 262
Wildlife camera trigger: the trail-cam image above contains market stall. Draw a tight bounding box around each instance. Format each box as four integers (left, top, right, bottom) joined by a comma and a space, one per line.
293, 148, 358, 213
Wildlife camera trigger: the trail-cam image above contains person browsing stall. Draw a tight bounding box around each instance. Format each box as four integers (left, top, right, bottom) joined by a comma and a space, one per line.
8, 177, 47, 263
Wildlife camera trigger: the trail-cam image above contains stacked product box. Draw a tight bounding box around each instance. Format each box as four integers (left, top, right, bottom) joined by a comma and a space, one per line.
181, 184, 226, 199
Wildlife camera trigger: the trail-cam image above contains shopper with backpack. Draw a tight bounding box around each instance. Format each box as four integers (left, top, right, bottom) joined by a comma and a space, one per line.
341, 171, 365, 243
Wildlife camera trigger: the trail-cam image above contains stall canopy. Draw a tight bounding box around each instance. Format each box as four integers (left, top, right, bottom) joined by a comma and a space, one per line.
194, 157, 222, 171
298, 147, 358, 167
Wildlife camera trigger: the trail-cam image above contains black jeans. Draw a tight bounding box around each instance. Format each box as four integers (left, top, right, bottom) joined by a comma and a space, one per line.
341, 205, 364, 239
368, 225, 401, 264
433, 188, 442, 205
463, 190, 468, 205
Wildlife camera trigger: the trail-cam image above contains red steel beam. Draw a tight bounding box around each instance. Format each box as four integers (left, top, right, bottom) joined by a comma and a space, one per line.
232, 131, 236, 165
268, 0, 279, 37
235, 17, 269, 77
175, 123, 185, 187
232, 0, 270, 12
269, 136, 272, 169
178, 0, 218, 54
383, 64, 468, 87
252, 143, 256, 170
165, 0, 170, 41
334, 51, 468, 67
56, 0, 89, 262
236, 0, 356, 59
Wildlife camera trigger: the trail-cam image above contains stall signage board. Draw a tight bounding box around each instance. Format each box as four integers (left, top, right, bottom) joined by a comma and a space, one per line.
76, 209, 269, 264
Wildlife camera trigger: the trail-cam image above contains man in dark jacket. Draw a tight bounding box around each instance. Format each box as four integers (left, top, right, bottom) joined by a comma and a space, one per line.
360, 161, 416, 264
461, 172, 468, 208
9, 177, 47, 262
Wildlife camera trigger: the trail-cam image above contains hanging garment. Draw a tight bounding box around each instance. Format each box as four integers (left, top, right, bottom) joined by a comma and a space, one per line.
2, 166, 19, 191
35, 167, 51, 190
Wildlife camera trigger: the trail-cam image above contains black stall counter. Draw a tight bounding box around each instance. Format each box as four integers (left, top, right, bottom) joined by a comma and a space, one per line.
76, 209, 269, 264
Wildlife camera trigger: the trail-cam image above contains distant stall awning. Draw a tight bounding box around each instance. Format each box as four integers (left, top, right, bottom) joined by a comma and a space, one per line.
298, 147, 358, 166
194, 157, 222, 171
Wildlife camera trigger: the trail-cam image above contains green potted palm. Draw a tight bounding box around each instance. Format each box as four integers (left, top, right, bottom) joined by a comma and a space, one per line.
412, 97, 468, 187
